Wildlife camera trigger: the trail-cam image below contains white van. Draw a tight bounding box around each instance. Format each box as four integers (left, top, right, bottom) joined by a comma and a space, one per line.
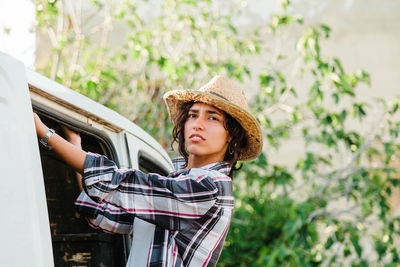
0, 52, 174, 267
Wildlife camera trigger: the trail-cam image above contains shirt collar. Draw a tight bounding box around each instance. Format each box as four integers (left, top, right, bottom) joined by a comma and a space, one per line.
171, 157, 231, 176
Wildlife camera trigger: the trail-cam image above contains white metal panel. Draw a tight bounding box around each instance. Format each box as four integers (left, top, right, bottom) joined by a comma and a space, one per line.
0, 52, 54, 266
126, 133, 174, 175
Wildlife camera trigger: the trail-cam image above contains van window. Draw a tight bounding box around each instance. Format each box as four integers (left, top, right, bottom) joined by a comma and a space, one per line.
138, 152, 170, 176
35, 110, 129, 267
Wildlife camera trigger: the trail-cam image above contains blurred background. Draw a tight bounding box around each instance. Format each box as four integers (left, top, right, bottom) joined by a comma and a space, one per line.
2, 0, 400, 266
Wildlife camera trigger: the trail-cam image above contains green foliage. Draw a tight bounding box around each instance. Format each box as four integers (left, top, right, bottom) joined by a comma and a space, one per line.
220, 1, 400, 266
35, 0, 258, 147
35, 0, 400, 266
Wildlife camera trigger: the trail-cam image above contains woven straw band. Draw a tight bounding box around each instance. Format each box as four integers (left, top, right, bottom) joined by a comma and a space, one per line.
163, 75, 263, 161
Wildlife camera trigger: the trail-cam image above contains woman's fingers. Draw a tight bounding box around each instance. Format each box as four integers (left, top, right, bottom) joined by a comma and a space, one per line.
33, 112, 48, 138
33, 112, 41, 127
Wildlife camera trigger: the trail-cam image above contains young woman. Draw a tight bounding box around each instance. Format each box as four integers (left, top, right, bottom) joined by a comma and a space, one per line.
34, 75, 263, 267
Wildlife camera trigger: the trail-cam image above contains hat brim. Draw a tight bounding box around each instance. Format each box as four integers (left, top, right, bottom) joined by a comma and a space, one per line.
163, 89, 263, 161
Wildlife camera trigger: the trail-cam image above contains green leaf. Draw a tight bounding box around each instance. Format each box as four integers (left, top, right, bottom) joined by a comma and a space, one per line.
333, 58, 344, 73
100, 70, 118, 82
228, 23, 238, 34
259, 73, 275, 87
344, 245, 351, 257
320, 24, 331, 38
325, 236, 334, 249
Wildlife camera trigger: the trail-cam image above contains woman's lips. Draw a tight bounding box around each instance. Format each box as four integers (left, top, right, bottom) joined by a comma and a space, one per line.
189, 134, 205, 142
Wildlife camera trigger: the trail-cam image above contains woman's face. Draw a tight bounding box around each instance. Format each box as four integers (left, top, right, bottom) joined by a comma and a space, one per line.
184, 102, 231, 164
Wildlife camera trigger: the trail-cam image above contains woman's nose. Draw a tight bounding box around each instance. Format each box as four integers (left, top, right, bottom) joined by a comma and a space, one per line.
192, 116, 205, 130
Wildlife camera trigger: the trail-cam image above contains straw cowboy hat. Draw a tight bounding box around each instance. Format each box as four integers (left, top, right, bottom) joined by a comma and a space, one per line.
163, 75, 263, 161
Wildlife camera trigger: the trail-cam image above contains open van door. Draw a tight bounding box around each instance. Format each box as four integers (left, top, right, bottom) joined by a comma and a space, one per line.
0, 52, 53, 266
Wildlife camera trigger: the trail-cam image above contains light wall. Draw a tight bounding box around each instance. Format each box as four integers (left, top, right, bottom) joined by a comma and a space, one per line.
0, 0, 35, 68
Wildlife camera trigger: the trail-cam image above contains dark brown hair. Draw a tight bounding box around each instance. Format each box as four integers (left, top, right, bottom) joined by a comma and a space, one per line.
171, 101, 248, 178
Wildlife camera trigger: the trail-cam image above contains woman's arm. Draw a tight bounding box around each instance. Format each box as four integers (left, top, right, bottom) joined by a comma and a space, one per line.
82, 152, 220, 230
34, 113, 87, 175
61, 125, 84, 191
75, 191, 134, 234
34, 114, 134, 233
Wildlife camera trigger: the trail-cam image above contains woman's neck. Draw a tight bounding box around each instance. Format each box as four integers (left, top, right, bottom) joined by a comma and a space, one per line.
186, 154, 224, 169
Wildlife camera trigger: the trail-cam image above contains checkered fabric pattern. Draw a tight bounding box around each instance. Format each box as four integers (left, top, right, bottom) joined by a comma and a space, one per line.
75, 153, 234, 267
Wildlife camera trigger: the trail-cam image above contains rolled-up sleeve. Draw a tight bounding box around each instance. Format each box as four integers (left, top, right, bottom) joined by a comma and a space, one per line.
80, 152, 219, 230
75, 191, 134, 234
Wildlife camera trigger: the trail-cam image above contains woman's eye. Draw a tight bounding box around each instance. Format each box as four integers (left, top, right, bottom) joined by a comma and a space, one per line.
188, 114, 197, 118
209, 116, 218, 121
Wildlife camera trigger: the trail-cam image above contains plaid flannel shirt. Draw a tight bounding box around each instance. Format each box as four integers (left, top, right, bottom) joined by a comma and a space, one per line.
75, 152, 233, 267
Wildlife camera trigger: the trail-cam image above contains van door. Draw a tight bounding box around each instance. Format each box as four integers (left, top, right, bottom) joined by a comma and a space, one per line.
32, 107, 129, 267
124, 133, 173, 266
0, 52, 54, 266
